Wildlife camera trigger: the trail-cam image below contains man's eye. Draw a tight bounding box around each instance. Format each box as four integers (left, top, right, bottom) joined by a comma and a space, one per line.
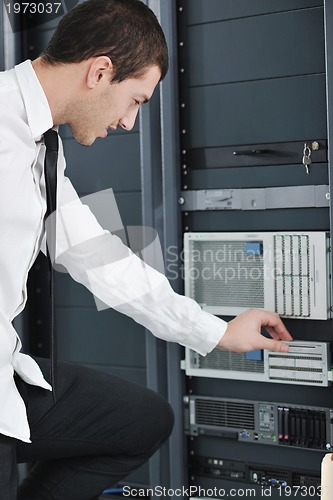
134, 100, 141, 106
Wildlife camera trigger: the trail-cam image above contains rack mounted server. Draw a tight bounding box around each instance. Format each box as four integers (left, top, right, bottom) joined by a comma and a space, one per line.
182, 341, 332, 386
184, 231, 331, 320
184, 395, 333, 452
190, 455, 321, 489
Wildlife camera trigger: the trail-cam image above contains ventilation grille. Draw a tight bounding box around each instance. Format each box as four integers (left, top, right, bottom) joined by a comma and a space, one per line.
189, 240, 264, 308
269, 376, 323, 384
293, 472, 321, 487
269, 355, 322, 371
198, 349, 265, 373
195, 398, 255, 429
273, 234, 311, 317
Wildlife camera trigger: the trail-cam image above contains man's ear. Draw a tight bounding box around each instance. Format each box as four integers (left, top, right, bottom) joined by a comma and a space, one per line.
86, 56, 113, 89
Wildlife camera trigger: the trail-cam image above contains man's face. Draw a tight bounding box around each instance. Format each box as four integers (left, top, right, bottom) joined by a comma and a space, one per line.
67, 64, 161, 146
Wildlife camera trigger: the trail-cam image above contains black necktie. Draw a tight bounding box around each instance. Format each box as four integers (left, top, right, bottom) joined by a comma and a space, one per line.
43, 129, 59, 401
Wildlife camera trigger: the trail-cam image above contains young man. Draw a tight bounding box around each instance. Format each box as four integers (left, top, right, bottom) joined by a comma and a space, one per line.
0, 0, 292, 498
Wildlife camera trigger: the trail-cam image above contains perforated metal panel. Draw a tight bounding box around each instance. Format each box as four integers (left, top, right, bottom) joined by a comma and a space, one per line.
194, 398, 255, 430
188, 239, 265, 308
197, 350, 265, 374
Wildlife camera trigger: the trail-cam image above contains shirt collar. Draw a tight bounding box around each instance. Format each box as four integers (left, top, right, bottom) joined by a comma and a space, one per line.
14, 60, 53, 142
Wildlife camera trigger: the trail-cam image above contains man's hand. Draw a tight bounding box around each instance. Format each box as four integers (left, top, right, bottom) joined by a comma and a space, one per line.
217, 308, 293, 353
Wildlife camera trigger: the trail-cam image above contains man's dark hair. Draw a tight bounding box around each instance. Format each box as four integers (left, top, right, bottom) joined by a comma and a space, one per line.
41, 0, 168, 82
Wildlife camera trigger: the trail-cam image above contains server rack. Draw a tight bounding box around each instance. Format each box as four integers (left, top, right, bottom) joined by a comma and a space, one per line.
175, 0, 333, 497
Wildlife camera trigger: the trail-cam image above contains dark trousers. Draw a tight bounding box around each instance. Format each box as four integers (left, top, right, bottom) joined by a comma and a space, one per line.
0, 357, 174, 500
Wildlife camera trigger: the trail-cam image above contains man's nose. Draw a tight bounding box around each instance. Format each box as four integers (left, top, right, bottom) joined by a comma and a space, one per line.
119, 107, 140, 131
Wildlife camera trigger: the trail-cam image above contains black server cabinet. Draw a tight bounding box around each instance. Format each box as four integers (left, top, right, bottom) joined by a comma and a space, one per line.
177, 0, 333, 497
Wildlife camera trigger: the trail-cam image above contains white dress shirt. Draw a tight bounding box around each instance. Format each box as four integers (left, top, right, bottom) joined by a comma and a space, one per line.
0, 60, 227, 443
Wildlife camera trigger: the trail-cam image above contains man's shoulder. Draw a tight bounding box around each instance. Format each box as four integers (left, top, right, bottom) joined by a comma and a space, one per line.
0, 60, 33, 95
0, 65, 31, 139
0, 66, 17, 89
0, 65, 21, 110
